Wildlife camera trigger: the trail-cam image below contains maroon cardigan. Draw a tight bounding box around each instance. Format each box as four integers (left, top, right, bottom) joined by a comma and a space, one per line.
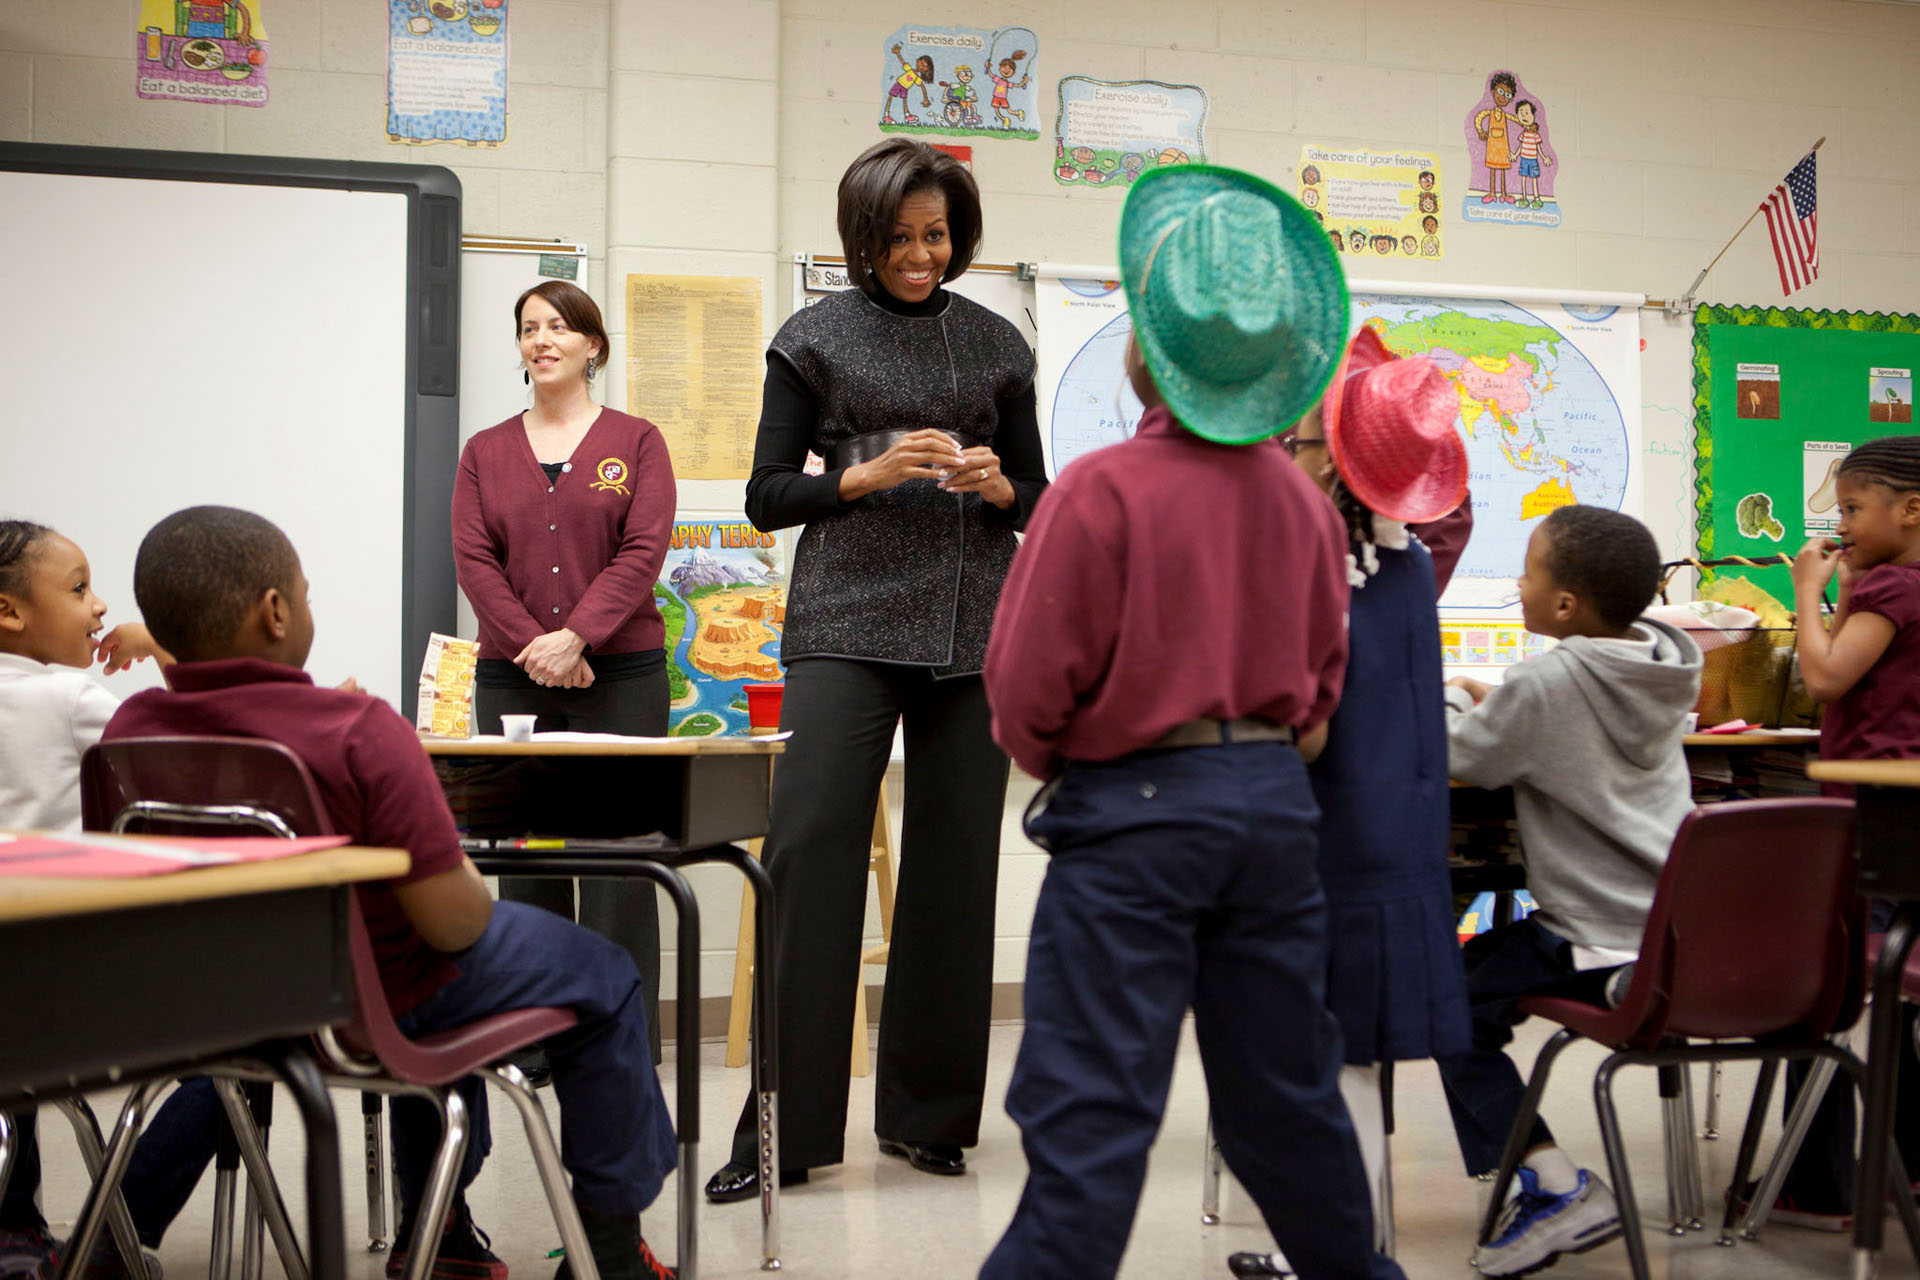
452, 409, 676, 660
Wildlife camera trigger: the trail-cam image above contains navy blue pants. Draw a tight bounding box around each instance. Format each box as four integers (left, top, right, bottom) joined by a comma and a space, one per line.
1435, 916, 1616, 1176
981, 742, 1402, 1280
114, 901, 675, 1242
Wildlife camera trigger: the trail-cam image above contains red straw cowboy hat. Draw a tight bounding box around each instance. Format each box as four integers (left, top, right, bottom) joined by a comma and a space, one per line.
1320, 326, 1468, 524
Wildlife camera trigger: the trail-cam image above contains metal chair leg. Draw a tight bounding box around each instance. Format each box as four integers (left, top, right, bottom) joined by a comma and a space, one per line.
486, 1065, 598, 1280
0, 1110, 15, 1208
1596, 1057, 1653, 1280
52, 1081, 167, 1280
1677, 1064, 1707, 1228
1720, 1058, 1779, 1244
363, 1092, 390, 1252
401, 1089, 469, 1280
210, 1115, 238, 1280
1379, 1062, 1397, 1259
1741, 1051, 1840, 1239
1479, 1028, 1578, 1246
1200, 1112, 1223, 1225
51, 1098, 153, 1280
210, 1079, 308, 1280
239, 1083, 270, 1280
1704, 1060, 1724, 1139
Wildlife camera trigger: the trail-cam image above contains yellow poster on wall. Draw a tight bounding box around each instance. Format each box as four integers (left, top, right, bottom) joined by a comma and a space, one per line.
626, 275, 765, 480
1299, 145, 1441, 264
136, 1, 269, 107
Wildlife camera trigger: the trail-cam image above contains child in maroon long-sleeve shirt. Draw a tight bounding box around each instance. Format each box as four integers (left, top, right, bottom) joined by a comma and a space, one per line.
978, 166, 1403, 1280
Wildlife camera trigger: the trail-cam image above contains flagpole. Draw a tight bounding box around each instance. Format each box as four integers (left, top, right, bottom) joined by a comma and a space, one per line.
1656, 137, 1823, 315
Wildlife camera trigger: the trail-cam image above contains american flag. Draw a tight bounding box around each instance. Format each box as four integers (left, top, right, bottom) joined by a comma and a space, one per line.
1761, 150, 1818, 295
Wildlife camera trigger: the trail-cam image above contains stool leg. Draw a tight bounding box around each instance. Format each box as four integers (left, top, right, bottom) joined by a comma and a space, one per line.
1379, 1062, 1397, 1258
725, 839, 761, 1070
239, 1083, 271, 1280
53, 1082, 167, 1280
211, 1079, 307, 1280
363, 1093, 389, 1252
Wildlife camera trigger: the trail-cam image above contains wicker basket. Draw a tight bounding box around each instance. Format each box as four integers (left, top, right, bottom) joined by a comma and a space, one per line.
1658, 558, 1821, 729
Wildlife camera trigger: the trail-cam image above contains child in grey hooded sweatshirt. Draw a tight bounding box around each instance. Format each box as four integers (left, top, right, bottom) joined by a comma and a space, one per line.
1436, 504, 1703, 1278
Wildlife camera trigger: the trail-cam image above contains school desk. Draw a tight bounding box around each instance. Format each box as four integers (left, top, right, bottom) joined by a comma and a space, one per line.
0, 839, 409, 1280
1804, 758, 1920, 1279
423, 735, 783, 1278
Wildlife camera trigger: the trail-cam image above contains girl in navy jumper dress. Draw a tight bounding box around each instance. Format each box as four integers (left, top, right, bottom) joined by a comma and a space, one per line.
1231, 327, 1473, 1277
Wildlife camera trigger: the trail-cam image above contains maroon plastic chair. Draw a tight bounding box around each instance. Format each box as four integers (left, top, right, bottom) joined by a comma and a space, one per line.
1474, 798, 1920, 1280
81, 738, 602, 1280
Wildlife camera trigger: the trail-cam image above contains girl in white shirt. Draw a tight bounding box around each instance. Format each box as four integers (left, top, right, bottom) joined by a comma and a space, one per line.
0, 518, 168, 1278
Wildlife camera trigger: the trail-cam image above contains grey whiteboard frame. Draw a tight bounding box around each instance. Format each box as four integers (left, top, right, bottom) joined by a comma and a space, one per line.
0, 142, 461, 701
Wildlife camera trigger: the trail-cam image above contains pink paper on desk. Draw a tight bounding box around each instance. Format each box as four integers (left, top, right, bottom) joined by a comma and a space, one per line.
0, 834, 350, 878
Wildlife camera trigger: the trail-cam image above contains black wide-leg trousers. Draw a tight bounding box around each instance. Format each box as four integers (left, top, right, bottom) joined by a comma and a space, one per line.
730, 656, 1010, 1169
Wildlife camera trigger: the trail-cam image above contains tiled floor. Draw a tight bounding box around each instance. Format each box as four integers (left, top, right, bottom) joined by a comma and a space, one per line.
34, 1019, 1920, 1279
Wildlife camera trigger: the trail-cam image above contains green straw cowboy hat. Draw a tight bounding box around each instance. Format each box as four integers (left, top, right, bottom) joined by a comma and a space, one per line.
1119, 164, 1350, 445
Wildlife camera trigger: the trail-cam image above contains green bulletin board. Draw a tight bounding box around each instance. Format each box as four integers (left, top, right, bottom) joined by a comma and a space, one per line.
1693, 303, 1920, 605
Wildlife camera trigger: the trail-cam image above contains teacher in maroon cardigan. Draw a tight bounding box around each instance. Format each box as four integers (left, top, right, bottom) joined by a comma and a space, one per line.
451, 279, 677, 1057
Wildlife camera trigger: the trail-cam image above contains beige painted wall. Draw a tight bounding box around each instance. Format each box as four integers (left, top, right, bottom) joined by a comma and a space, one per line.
7, 0, 1920, 1000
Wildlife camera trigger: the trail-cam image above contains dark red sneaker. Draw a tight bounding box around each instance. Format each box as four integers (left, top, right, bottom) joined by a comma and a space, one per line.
385, 1202, 508, 1280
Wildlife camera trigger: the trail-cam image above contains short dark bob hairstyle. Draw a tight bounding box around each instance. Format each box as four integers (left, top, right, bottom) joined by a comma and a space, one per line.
837, 138, 983, 295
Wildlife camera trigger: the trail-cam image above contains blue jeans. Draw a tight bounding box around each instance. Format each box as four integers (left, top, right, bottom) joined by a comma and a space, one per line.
1435, 916, 1617, 1176
390, 901, 677, 1218
116, 901, 675, 1241
980, 742, 1401, 1280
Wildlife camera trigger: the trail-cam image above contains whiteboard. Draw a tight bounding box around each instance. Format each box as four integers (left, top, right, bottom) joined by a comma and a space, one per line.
455, 239, 589, 638
0, 147, 461, 707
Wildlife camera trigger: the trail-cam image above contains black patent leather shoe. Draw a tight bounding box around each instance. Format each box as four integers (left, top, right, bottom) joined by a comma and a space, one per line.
1227, 1253, 1293, 1278
702, 1160, 807, 1204
877, 1139, 966, 1176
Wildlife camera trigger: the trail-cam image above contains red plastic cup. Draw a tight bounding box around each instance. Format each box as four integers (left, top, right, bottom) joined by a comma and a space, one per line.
743, 682, 785, 732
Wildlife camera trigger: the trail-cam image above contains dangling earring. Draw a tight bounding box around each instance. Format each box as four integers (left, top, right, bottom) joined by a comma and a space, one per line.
585, 357, 598, 380
522, 364, 530, 386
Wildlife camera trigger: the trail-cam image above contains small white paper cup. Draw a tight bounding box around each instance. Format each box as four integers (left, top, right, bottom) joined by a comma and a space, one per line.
1683, 712, 1700, 734
501, 714, 537, 742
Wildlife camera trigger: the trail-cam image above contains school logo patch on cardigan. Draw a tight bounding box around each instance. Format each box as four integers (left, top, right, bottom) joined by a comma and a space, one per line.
589, 457, 630, 496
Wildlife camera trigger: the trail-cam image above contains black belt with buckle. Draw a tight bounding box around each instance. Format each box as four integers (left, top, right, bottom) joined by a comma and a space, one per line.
1150, 717, 1296, 749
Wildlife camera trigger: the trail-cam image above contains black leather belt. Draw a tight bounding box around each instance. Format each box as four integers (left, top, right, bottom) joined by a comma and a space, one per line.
826, 429, 946, 470
1150, 717, 1296, 749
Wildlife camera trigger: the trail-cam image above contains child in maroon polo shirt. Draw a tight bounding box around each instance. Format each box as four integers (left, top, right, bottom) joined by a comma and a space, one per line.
103, 506, 679, 1280
979, 167, 1402, 1280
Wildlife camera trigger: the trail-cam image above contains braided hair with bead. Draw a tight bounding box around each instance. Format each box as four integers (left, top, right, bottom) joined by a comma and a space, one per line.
1328, 475, 1382, 580
0, 520, 53, 598
1839, 435, 1920, 494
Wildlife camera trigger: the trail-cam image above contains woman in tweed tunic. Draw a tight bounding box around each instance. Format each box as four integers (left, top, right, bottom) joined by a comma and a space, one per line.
706, 139, 1047, 1201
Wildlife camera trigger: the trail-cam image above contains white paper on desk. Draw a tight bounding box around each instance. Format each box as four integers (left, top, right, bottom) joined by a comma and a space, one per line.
530, 731, 793, 743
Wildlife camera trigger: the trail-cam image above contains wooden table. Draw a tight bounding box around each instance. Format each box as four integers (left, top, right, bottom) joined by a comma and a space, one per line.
1805, 759, 1920, 1279
0, 841, 408, 1280
421, 736, 784, 1277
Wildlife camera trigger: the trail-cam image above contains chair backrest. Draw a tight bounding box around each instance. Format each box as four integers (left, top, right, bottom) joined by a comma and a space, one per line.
80, 736, 421, 1072
1615, 797, 1862, 1045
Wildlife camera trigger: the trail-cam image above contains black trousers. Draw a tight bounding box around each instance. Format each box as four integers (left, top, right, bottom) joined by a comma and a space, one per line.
476, 662, 668, 1063
729, 657, 1010, 1169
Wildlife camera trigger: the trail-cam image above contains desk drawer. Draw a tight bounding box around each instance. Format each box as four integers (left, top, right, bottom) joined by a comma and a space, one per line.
436, 753, 770, 851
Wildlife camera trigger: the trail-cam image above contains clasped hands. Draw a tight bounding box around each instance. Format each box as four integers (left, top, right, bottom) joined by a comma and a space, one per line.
839, 428, 1016, 509
517, 627, 594, 689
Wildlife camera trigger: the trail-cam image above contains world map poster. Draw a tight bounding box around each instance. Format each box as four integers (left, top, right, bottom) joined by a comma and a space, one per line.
1035, 276, 1643, 617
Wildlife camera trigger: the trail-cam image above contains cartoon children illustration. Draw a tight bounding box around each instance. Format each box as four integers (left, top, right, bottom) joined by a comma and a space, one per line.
1401, 234, 1419, 255
1418, 170, 1436, 191
1419, 192, 1439, 214
885, 43, 935, 124
1423, 214, 1440, 235
938, 64, 982, 127
1301, 164, 1322, 186
1422, 235, 1441, 256
989, 50, 1029, 128
1330, 229, 1345, 253
1474, 72, 1521, 204
1350, 230, 1368, 253
1513, 99, 1555, 208
1302, 187, 1321, 210
1372, 234, 1396, 255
